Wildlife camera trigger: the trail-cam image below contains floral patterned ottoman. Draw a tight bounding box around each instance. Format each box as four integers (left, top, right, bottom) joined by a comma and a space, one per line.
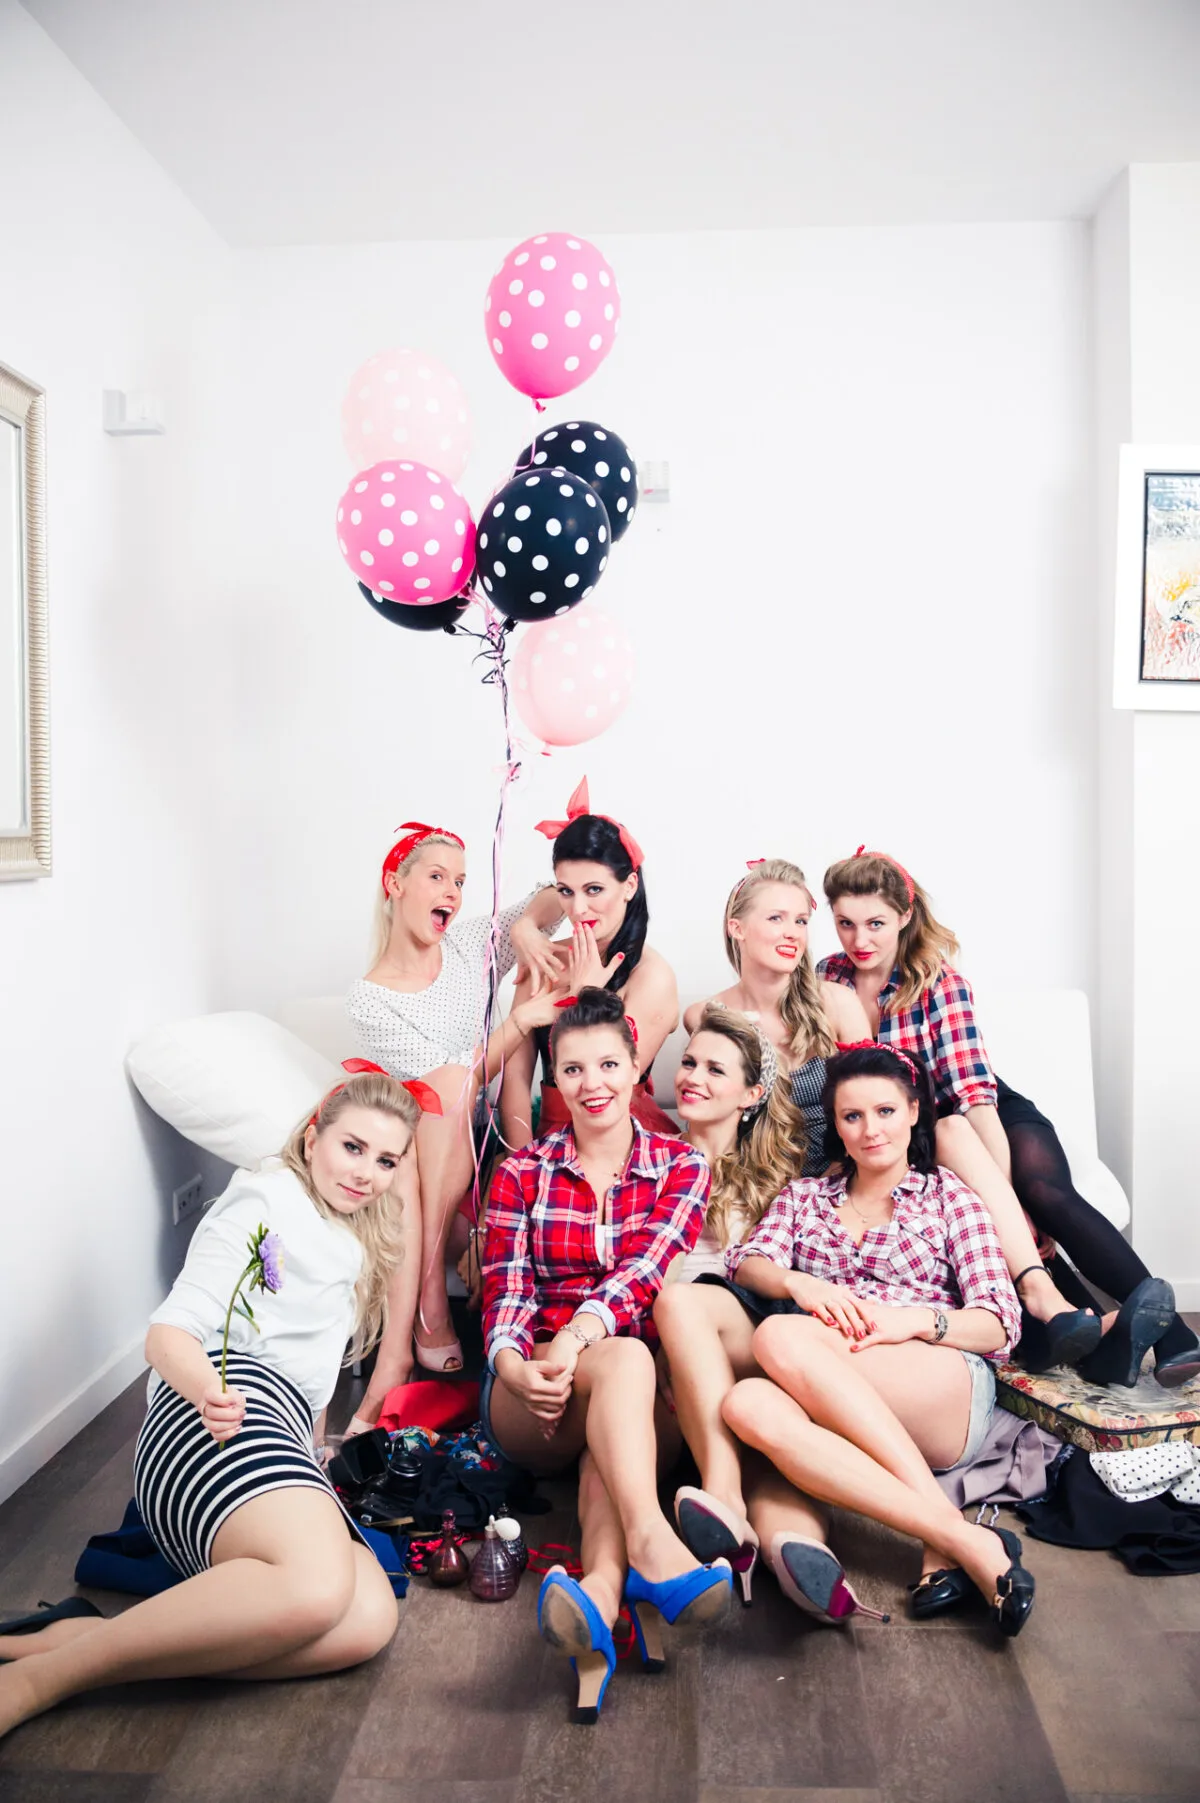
995, 1359, 1200, 1453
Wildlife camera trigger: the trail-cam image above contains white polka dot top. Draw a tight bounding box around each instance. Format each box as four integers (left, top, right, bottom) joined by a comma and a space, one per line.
346, 893, 538, 1080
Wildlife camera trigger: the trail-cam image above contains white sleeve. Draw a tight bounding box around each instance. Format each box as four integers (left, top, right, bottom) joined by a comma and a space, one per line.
148, 1187, 271, 1345
454, 889, 542, 979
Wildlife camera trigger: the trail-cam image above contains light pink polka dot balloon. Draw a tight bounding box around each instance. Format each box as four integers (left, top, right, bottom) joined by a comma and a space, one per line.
485, 233, 621, 403
335, 461, 475, 605
341, 349, 473, 482
511, 605, 635, 748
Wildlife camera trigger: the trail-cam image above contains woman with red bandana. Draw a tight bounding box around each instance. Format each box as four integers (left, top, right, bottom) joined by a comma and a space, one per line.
500, 779, 681, 1148
819, 848, 1196, 1387
345, 822, 566, 1411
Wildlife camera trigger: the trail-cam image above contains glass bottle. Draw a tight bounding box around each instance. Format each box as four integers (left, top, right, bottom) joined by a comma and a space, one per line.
428, 1509, 469, 1587
469, 1516, 519, 1601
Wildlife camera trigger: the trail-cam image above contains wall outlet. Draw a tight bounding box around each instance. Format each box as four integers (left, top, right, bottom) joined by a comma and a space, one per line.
172, 1174, 205, 1227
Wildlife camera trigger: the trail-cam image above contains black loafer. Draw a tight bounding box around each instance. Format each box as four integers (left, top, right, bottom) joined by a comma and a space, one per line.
1155, 1334, 1200, 1390
1076, 1278, 1176, 1388
909, 1566, 972, 1619
1017, 1307, 1103, 1374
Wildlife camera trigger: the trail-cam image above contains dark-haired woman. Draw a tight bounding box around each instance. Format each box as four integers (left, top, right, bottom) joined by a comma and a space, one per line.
820, 849, 1196, 1387
500, 778, 679, 1148
721, 1043, 1036, 1638
482, 988, 731, 1723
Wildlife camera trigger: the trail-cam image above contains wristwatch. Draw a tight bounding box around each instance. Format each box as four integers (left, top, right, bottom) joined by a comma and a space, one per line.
928, 1309, 949, 1344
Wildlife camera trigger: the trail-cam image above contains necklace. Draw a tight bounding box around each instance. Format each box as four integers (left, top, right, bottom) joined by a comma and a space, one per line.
843, 1187, 894, 1232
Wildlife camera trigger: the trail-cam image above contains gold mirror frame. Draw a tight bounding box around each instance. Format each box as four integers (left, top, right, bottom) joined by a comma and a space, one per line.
0, 362, 50, 880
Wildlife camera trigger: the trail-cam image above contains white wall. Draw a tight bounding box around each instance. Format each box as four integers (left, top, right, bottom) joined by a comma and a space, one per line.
0, 0, 234, 1500
218, 223, 1096, 1024
1116, 167, 1200, 1300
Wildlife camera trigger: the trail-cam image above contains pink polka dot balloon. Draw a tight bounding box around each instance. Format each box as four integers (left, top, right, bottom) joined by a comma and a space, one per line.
511, 605, 635, 748
335, 461, 475, 605
485, 233, 621, 403
341, 350, 473, 483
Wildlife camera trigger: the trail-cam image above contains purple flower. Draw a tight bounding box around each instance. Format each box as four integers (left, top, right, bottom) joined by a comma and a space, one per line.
258, 1231, 285, 1294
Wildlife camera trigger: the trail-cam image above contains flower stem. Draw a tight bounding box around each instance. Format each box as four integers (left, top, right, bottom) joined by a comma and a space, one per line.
220, 1261, 257, 1393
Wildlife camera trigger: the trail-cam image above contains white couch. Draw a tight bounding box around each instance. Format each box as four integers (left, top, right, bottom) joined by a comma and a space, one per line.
271, 986, 1129, 1231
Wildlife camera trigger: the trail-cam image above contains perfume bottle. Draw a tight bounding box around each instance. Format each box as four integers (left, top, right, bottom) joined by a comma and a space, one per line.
494, 1513, 528, 1573
428, 1509, 469, 1587
469, 1516, 519, 1601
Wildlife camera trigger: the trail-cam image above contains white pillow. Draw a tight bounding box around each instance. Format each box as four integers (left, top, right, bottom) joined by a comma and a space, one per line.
126, 1011, 341, 1170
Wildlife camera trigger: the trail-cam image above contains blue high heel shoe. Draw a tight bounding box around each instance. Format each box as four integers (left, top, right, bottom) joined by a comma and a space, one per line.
623, 1560, 733, 1671
537, 1566, 617, 1724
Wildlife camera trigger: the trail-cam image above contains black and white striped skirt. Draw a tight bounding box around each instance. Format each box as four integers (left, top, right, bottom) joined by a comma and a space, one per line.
134, 1351, 349, 1579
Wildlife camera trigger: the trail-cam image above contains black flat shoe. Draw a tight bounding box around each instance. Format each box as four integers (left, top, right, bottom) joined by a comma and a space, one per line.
909, 1565, 972, 1619
1017, 1307, 1103, 1373
0, 1597, 102, 1655
982, 1524, 1035, 1639
1076, 1278, 1176, 1388
1155, 1334, 1200, 1390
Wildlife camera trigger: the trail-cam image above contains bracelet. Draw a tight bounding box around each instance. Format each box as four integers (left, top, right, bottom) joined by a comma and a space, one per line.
562, 1318, 601, 1351
927, 1308, 949, 1344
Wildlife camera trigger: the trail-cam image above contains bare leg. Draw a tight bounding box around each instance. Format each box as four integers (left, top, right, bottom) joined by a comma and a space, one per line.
936, 1114, 1072, 1323
354, 1150, 422, 1423
576, 1450, 626, 1629
412, 1062, 478, 1360
724, 1376, 1019, 1606
742, 1453, 829, 1560
653, 1283, 759, 1519
0, 1490, 395, 1739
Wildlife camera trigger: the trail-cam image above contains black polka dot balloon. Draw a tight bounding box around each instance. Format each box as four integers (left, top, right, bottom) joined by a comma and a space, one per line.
358, 580, 469, 633
476, 468, 611, 623
514, 421, 638, 542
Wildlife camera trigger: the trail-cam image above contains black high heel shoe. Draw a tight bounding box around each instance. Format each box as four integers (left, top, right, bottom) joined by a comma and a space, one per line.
1075, 1278, 1176, 1388
1012, 1267, 1103, 1373
0, 1597, 103, 1660
977, 1513, 1035, 1639
908, 1565, 972, 1619
1155, 1329, 1200, 1390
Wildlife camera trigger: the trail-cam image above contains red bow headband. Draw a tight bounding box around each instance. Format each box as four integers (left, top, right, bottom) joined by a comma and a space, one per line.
851, 844, 915, 909
381, 822, 465, 895
534, 777, 644, 872
839, 1040, 924, 1086
733, 857, 765, 895
308, 1059, 444, 1128
552, 996, 638, 1044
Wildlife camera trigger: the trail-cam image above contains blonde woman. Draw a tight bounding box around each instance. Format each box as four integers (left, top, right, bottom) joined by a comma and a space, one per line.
654, 1008, 887, 1623
346, 822, 565, 1402
684, 859, 871, 1174
820, 849, 1196, 1384
0, 1066, 426, 1742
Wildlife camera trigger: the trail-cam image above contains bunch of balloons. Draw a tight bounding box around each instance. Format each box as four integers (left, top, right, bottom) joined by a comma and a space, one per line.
334, 231, 639, 748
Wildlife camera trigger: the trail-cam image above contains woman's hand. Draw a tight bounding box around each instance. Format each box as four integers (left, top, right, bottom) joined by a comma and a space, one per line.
564, 922, 625, 994
198, 1382, 246, 1443
496, 1349, 575, 1432
511, 979, 573, 1035
511, 916, 565, 994
787, 1274, 877, 1340
849, 1305, 937, 1352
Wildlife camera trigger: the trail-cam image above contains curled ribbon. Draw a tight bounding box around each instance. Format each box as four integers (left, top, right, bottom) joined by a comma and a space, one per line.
534, 776, 644, 871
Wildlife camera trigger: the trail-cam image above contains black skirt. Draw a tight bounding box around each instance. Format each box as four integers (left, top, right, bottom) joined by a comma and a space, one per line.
134, 1351, 352, 1579
694, 1272, 808, 1324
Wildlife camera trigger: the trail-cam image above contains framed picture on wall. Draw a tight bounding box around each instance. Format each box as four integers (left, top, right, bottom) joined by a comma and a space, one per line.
1114, 443, 1200, 711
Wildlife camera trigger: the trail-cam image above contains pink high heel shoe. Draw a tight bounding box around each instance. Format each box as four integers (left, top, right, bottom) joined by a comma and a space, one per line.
674, 1486, 759, 1606
770, 1533, 890, 1625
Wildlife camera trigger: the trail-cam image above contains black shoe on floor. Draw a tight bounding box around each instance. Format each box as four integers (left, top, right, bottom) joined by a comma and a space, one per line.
1076, 1278, 1176, 1388
909, 1566, 972, 1619
1017, 1307, 1103, 1374
0, 1597, 103, 1660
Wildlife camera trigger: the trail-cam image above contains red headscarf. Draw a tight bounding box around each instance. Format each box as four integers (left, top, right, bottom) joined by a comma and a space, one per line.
535, 777, 643, 871
380, 822, 465, 896
851, 845, 916, 909
308, 1058, 443, 1127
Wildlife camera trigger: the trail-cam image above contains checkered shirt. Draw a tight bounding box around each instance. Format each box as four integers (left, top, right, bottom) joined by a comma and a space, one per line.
726, 1165, 1022, 1357
482, 1122, 710, 1369
819, 953, 997, 1114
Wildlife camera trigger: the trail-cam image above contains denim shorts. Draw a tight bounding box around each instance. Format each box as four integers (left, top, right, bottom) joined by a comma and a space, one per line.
935, 1350, 996, 1473
479, 1368, 505, 1458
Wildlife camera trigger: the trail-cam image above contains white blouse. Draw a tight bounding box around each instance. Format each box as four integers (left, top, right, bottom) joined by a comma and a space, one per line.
147, 1166, 363, 1415
675, 1199, 754, 1282
346, 891, 540, 1079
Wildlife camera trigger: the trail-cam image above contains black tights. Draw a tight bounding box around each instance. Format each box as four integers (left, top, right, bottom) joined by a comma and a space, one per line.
1004, 1113, 1196, 1361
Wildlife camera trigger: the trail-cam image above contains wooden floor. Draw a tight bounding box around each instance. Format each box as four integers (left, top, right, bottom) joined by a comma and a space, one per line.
2, 1364, 1200, 1803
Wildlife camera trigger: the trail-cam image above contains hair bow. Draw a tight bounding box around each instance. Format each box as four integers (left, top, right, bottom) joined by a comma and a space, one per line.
534, 776, 644, 871
550, 996, 637, 1045
851, 845, 915, 908
310, 1058, 444, 1127
381, 822, 465, 895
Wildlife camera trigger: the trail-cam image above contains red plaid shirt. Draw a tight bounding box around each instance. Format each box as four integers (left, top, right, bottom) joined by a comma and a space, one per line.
482, 1123, 710, 1368
726, 1165, 1021, 1357
818, 953, 997, 1114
